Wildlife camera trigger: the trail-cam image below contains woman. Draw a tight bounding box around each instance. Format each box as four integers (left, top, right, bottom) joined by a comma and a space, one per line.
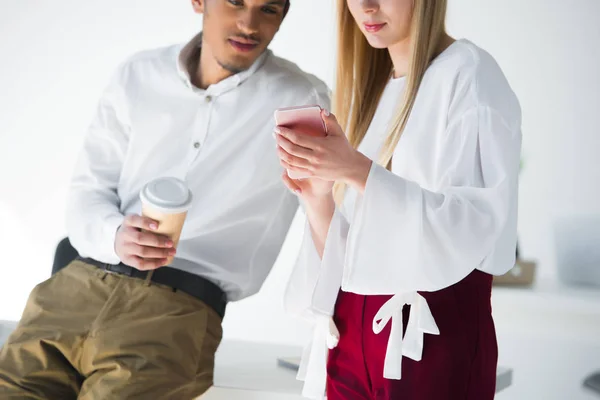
276, 0, 522, 399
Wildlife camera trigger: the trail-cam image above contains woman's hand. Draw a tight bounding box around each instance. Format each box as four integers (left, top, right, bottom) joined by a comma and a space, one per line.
279, 169, 334, 200
275, 110, 373, 193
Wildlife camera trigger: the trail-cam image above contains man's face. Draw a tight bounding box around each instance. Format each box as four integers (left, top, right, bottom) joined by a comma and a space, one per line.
193, 0, 287, 74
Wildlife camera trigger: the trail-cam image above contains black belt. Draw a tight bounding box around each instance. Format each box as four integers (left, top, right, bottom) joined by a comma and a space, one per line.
78, 257, 227, 319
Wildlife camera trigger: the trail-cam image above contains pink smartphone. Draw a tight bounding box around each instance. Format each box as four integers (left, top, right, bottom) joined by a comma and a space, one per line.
274, 105, 327, 180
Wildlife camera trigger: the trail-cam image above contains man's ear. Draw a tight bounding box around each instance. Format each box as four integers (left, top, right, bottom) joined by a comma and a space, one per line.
191, 0, 205, 15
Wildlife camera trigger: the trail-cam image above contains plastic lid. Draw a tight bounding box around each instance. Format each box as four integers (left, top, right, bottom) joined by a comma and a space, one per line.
139, 177, 193, 214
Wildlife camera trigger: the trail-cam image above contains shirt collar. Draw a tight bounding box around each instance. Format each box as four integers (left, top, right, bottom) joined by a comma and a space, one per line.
176, 31, 270, 96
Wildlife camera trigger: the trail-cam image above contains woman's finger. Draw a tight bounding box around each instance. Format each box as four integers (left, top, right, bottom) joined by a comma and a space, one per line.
321, 110, 345, 137
277, 146, 312, 169
280, 158, 313, 177
275, 126, 320, 149
280, 158, 314, 176
281, 171, 302, 194
276, 134, 313, 159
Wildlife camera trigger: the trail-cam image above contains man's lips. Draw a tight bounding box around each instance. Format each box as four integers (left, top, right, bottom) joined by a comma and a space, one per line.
364, 23, 386, 33
229, 38, 259, 52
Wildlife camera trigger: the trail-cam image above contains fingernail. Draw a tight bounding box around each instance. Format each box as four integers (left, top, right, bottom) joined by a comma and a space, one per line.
274, 127, 281, 134
170, 249, 177, 256
166, 241, 174, 248
323, 109, 330, 116
149, 223, 158, 230
295, 189, 302, 195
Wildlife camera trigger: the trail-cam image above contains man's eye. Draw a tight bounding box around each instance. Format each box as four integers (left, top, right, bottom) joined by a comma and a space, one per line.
262, 6, 277, 15
228, 0, 243, 6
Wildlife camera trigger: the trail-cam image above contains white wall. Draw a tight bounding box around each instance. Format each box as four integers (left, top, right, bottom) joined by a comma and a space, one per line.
1, 0, 599, 347
447, 0, 600, 282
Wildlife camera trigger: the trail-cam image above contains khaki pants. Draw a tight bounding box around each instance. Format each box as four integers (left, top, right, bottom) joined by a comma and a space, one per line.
0, 260, 223, 400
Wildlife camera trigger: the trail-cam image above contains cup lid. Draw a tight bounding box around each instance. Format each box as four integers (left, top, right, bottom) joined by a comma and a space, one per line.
140, 177, 193, 214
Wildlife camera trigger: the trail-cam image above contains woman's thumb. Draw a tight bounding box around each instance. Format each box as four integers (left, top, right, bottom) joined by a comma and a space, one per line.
321, 109, 342, 136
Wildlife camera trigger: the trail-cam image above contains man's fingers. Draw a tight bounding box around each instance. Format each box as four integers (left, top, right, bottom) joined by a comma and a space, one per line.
123, 227, 173, 248
127, 256, 169, 271
124, 214, 159, 231
128, 243, 176, 259
139, 258, 169, 271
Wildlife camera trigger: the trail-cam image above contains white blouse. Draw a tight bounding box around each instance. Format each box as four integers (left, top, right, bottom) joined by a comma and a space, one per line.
284, 39, 522, 399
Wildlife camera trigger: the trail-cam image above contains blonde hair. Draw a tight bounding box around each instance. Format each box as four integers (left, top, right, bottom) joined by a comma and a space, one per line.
332, 0, 448, 204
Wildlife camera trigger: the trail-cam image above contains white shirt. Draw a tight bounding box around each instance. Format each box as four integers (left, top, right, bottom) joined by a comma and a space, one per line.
284, 39, 522, 399
67, 32, 330, 301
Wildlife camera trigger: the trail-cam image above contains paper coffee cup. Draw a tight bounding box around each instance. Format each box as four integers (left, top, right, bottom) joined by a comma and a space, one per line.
139, 177, 193, 264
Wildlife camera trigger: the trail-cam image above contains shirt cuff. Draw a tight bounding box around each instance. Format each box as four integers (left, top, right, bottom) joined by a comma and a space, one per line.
100, 213, 126, 265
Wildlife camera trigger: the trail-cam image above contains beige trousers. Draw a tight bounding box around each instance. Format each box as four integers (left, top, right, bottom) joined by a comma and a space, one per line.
0, 260, 223, 399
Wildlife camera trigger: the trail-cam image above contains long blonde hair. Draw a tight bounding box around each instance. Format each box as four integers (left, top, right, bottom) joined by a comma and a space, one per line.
332, 0, 448, 204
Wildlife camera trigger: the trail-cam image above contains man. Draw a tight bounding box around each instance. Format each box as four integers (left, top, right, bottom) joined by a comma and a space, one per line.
0, 0, 329, 398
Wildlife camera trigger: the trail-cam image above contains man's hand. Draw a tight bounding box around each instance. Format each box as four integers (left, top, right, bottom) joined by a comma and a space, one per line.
115, 215, 176, 271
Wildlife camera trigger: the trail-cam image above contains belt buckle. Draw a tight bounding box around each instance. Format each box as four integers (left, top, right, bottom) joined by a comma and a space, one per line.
104, 264, 119, 274
124, 266, 136, 277
104, 263, 140, 278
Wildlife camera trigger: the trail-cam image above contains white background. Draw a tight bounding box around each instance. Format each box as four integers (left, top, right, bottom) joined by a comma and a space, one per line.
1, 1, 600, 399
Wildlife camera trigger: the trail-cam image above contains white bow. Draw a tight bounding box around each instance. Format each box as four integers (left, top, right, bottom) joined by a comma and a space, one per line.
298, 293, 439, 398
372, 292, 440, 379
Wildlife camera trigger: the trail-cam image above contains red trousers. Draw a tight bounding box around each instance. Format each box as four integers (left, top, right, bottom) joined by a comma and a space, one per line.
326, 270, 498, 400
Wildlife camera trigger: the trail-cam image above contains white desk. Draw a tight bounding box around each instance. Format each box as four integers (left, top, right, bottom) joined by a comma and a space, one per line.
491, 281, 600, 400
201, 340, 513, 399
0, 320, 17, 347
1, 321, 512, 399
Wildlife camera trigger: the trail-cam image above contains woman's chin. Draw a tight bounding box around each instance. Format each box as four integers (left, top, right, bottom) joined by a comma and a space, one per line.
364, 36, 389, 50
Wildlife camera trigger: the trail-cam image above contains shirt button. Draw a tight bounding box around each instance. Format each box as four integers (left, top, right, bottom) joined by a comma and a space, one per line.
194, 142, 201, 149
205, 95, 212, 103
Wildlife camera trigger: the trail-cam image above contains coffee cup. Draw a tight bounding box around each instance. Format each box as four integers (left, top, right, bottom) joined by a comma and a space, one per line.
139, 177, 193, 264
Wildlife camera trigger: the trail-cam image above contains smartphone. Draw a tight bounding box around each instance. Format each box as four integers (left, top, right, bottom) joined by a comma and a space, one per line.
274, 105, 327, 180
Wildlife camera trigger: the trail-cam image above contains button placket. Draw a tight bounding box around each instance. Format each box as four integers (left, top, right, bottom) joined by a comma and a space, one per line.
187, 95, 213, 166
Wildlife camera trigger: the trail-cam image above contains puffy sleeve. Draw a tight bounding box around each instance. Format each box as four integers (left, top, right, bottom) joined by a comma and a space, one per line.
343, 105, 522, 294
284, 206, 349, 320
